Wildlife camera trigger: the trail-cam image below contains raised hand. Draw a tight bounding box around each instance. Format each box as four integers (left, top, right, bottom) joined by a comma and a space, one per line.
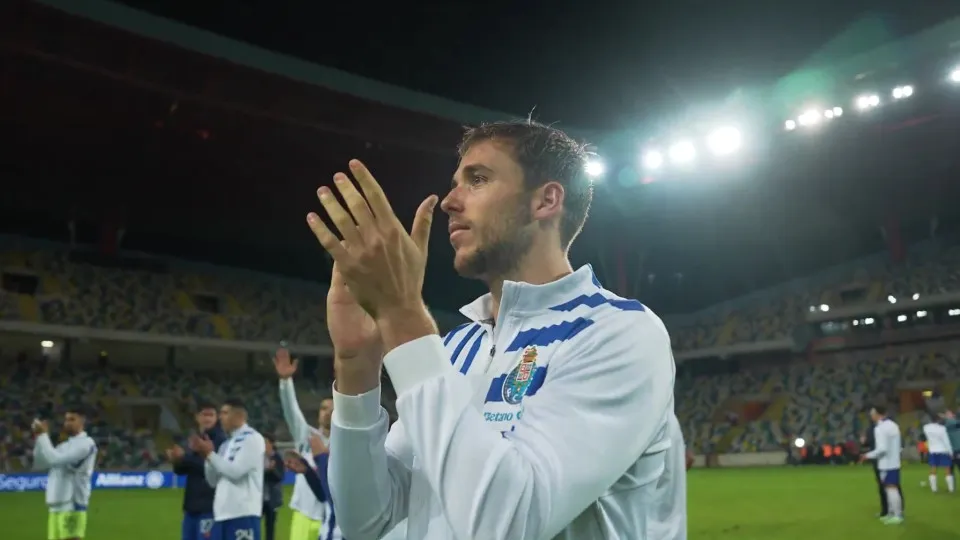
306, 160, 437, 322
188, 434, 214, 457
273, 347, 298, 379
326, 262, 380, 361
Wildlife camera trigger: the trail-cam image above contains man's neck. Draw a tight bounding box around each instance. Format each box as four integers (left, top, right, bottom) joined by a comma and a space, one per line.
486, 246, 573, 321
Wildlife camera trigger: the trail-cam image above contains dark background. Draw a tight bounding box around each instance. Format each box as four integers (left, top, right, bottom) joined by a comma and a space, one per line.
2, 0, 960, 315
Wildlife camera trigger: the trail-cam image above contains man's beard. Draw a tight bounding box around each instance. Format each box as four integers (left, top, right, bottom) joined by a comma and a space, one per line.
457, 203, 534, 280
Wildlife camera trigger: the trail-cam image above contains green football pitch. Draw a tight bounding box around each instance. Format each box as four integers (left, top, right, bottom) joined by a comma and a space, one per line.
2, 465, 957, 540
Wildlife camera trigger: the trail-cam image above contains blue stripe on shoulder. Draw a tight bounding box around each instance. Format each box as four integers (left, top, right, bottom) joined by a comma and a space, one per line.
460, 333, 484, 374
450, 324, 481, 366
549, 293, 645, 312
443, 322, 473, 345
505, 317, 594, 352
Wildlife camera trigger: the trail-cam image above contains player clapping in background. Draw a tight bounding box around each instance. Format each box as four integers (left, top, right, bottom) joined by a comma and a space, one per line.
923, 415, 955, 493
191, 398, 265, 540
274, 347, 338, 540
167, 401, 226, 540
32, 406, 98, 540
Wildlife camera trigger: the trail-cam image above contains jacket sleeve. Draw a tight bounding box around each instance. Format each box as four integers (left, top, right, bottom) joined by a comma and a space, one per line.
204, 458, 220, 487
299, 454, 329, 502
381, 310, 675, 540
865, 426, 888, 459
328, 390, 415, 540
33, 434, 97, 468
279, 378, 311, 445
207, 434, 266, 482
266, 453, 285, 483
173, 439, 205, 475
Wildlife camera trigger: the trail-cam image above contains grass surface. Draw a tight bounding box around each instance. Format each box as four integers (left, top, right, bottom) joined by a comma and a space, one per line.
2, 464, 957, 539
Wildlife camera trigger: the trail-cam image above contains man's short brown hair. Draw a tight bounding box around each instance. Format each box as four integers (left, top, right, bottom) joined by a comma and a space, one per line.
458, 119, 593, 249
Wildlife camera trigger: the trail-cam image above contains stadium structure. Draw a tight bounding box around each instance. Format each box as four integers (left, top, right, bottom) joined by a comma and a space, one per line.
2, 1, 960, 538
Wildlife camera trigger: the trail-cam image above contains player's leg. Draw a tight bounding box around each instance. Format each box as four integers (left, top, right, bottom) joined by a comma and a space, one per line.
48, 510, 59, 540
872, 462, 887, 517
935, 454, 956, 493
928, 455, 939, 492
48, 510, 86, 540
305, 517, 320, 540
289, 510, 319, 540
182, 513, 197, 540
263, 506, 277, 540
880, 469, 903, 524
65, 510, 87, 540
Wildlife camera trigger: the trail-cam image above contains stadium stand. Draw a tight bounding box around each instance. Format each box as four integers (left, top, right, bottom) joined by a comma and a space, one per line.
2, 233, 960, 469
670, 239, 960, 351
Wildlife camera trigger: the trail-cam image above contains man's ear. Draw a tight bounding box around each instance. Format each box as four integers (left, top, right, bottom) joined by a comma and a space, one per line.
532, 181, 564, 221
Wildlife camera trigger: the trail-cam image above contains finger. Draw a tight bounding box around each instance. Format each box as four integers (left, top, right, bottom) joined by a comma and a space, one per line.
410, 195, 439, 254
332, 172, 376, 229
316, 186, 363, 246
307, 212, 350, 261
348, 159, 396, 222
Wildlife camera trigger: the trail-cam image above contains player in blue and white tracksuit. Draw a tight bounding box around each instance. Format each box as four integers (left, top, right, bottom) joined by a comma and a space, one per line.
864, 407, 903, 524
922, 420, 955, 493
329, 265, 682, 539
202, 400, 265, 540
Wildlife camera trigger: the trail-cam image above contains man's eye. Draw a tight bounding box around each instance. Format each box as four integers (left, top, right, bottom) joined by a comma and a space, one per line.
471, 175, 487, 184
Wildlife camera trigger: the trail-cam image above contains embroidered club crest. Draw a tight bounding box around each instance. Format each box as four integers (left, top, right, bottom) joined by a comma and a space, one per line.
502, 346, 538, 405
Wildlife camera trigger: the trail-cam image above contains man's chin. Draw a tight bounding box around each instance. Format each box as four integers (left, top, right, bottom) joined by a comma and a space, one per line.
452, 252, 480, 278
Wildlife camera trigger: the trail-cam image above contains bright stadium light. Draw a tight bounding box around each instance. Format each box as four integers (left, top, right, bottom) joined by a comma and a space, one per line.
832, 106, 843, 117
856, 94, 880, 110
668, 141, 695, 164
951, 68, 960, 83
892, 85, 914, 99
642, 150, 664, 170
706, 127, 742, 156
797, 109, 821, 127
585, 159, 605, 178
41, 340, 54, 348
784, 119, 797, 131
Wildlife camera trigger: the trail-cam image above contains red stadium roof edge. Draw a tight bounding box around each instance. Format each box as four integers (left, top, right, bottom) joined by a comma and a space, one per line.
31, 0, 600, 141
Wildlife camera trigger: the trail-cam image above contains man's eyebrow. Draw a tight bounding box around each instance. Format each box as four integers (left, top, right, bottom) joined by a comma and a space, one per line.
451, 164, 494, 187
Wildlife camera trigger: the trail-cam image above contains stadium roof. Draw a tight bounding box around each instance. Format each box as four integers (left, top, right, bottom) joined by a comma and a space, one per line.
4, 0, 960, 317
30, 0, 600, 142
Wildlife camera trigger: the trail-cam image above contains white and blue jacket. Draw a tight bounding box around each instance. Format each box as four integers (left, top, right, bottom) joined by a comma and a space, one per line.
329, 265, 683, 540
204, 423, 265, 522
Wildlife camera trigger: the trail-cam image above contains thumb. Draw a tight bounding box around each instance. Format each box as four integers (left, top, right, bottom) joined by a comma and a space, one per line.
410, 195, 439, 254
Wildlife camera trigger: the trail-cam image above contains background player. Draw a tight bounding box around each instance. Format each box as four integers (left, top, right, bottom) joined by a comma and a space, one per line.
923, 414, 955, 492
861, 406, 903, 525
168, 401, 226, 540
31, 406, 98, 540
263, 435, 286, 540
192, 398, 265, 540
943, 410, 960, 478
274, 347, 339, 540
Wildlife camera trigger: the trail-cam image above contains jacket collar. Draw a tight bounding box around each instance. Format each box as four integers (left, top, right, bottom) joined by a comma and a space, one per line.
459, 265, 600, 323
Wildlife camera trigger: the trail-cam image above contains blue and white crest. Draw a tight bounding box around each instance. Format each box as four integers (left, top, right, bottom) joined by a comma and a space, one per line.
502, 346, 538, 405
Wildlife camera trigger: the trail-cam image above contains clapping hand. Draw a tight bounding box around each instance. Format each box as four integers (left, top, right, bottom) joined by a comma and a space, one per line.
188, 434, 214, 457
165, 444, 185, 462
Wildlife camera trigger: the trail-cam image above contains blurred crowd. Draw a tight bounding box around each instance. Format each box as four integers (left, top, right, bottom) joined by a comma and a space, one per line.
1, 239, 959, 470
670, 241, 960, 350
